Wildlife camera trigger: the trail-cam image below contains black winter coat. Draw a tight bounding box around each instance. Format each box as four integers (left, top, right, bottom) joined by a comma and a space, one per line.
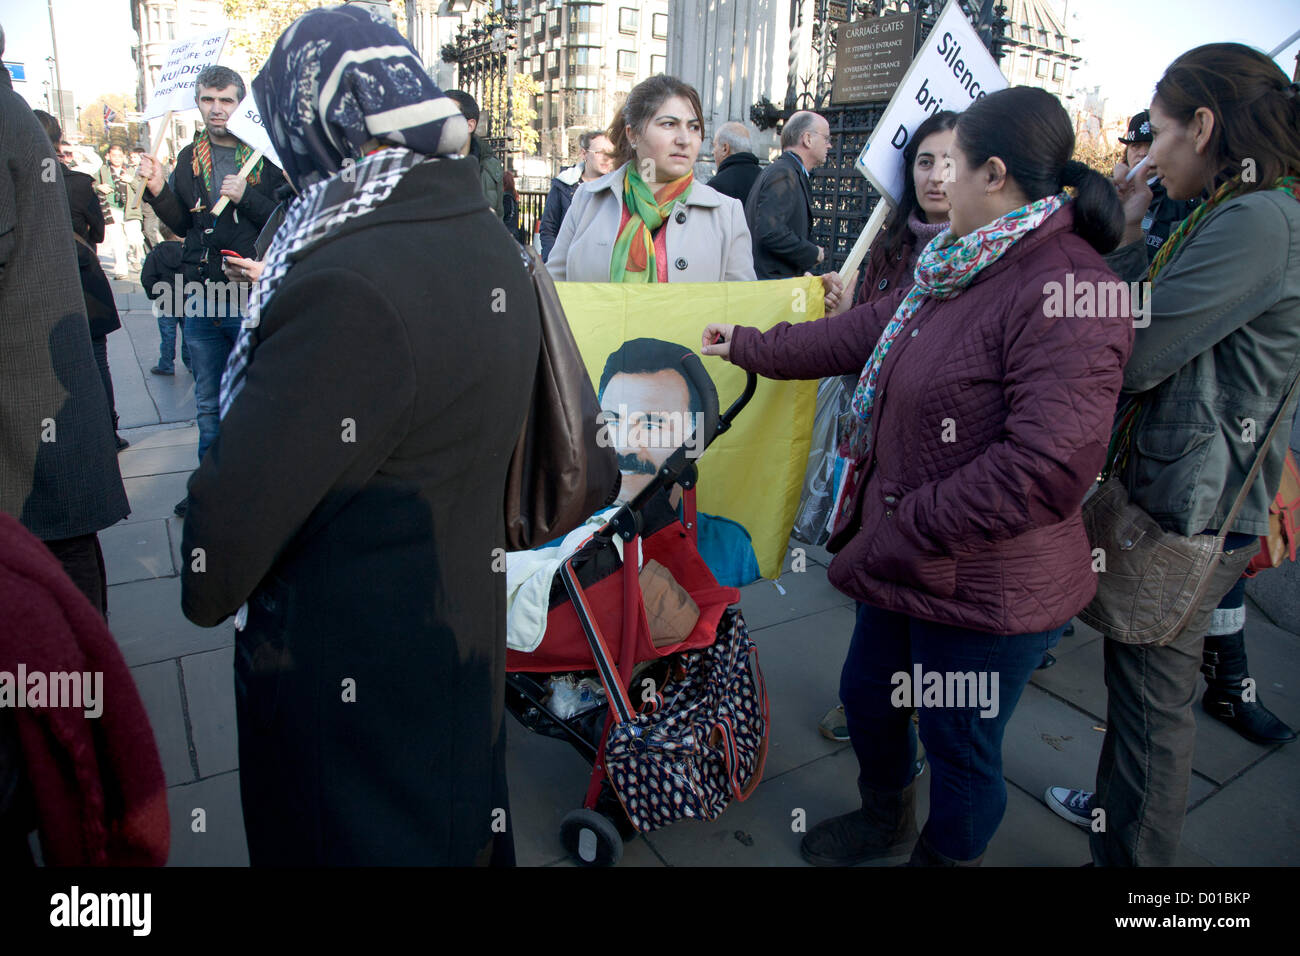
62, 167, 120, 336
708, 151, 762, 205
180, 157, 540, 865
143, 143, 286, 284
744, 150, 820, 279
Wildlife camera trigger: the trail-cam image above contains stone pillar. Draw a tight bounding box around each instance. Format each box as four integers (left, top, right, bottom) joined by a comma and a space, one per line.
667, 0, 815, 163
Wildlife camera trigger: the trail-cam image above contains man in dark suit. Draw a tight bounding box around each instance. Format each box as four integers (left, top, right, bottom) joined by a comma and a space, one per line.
0, 30, 131, 615
707, 122, 762, 205
744, 111, 830, 280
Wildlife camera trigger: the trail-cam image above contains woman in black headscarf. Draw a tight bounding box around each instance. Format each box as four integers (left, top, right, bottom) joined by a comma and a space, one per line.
179, 6, 541, 866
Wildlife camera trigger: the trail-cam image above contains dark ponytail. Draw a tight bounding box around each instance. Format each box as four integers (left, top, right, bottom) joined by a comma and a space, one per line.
1060, 158, 1123, 252
955, 86, 1124, 253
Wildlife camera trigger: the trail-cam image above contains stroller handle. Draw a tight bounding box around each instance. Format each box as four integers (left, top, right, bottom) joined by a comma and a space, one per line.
596, 370, 760, 541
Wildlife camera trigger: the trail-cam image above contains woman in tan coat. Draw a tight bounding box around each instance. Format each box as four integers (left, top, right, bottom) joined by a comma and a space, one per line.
546, 74, 755, 284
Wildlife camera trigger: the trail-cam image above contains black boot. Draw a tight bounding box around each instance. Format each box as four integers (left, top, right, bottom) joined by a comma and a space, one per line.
1202, 630, 1297, 745
905, 829, 984, 867
800, 780, 917, 866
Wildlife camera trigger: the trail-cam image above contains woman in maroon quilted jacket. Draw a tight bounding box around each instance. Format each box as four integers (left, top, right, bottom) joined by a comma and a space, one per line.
704, 87, 1133, 866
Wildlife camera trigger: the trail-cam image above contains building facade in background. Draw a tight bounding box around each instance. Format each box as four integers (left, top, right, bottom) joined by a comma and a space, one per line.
996, 0, 1080, 104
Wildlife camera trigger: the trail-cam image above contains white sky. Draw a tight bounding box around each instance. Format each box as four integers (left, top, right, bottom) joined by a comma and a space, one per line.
2, 0, 1298, 121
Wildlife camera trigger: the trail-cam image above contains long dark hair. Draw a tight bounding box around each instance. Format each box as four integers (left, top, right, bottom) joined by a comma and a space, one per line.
608, 74, 705, 169
880, 110, 957, 260
955, 86, 1123, 253
1154, 42, 1300, 195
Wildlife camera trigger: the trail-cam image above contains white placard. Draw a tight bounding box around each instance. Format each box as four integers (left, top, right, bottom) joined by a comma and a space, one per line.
226, 97, 283, 171
142, 30, 229, 120
854, 1, 1007, 204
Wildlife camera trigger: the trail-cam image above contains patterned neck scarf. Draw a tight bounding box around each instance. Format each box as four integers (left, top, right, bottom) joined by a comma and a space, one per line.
191, 127, 263, 199
848, 191, 1070, 457
610, 164, 693, 283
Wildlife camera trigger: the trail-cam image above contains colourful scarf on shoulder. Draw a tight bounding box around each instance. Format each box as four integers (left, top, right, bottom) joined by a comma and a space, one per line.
191, 127, 264, 200
610, 164, 693, 283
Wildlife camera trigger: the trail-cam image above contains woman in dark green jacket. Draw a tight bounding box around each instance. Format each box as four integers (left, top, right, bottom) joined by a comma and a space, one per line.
1084, 44, 1300, 867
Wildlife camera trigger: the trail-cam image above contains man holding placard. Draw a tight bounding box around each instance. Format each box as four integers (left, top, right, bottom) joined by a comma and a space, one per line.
138, 65, 285, 517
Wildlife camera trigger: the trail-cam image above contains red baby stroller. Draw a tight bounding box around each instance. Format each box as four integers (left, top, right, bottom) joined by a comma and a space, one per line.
505, 372, 769, 866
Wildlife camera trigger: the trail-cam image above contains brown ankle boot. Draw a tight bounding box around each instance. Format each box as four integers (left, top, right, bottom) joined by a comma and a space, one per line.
800, 781, 918, 866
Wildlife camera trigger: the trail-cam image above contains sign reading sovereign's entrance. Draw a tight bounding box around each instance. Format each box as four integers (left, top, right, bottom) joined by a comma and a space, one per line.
831, 13, 918, 106
142, 30, 229, 120
854, 1, 1006, 205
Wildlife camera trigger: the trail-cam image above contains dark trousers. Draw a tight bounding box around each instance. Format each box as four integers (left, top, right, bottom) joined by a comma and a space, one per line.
41, 533, 108, 617
1091, 532, 1257, 866
840, 601, 1063, 860
90, 333, 118, 432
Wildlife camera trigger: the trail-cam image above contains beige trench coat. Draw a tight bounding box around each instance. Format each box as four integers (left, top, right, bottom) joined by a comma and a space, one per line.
545, 163, 756, 283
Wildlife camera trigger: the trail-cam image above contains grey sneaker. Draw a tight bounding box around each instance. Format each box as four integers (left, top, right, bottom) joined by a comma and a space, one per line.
1044, 786, 1094, 828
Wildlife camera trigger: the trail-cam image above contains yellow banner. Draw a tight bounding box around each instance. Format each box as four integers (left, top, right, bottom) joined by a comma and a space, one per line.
555, 277, 824, 580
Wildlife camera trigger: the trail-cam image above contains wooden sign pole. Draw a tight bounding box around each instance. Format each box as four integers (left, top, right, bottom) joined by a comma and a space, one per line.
209, 149, 263, 217
838, 197, 893, 282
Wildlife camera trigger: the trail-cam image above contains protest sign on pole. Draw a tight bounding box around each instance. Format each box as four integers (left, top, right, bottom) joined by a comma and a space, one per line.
226, 97, 283, 171
838, 1, 1007, 280
141, 30, 228, 159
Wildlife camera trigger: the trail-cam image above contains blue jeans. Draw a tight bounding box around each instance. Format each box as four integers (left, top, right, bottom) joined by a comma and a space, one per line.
185, 305, 244, 462
157, 313, 191, 373
840, 601, 1063, 860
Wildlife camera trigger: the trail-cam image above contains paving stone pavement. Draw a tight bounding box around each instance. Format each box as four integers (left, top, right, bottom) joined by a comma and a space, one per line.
98, 278, 1299, 867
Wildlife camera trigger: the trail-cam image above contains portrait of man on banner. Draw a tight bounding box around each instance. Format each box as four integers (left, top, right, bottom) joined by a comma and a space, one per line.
596, 337, 759, 588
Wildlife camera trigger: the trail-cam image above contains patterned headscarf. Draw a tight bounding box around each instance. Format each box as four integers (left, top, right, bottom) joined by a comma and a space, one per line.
250, 4, 469, 191
219, 5, 469, 419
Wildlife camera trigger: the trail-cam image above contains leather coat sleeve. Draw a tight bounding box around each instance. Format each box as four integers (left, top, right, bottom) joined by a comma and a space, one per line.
750, 166, 819, 271
729, 296, 895, 380
900, 266, 1133, 555
180, 269, 417, 627
1122, 197, 1290, 394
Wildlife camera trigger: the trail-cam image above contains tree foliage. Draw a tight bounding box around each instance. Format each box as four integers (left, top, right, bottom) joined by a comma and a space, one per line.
499, 73, 541, 156
222, 0, 407, 75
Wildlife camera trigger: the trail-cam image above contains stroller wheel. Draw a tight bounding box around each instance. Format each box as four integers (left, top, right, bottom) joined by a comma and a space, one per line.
560, 809, 624, 866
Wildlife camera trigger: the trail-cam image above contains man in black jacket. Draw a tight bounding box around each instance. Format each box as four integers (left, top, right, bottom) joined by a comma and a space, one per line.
539, 129, 615, 260
745, 111, 829, 279
138, 65, 285, 516
707, 122, 762, 205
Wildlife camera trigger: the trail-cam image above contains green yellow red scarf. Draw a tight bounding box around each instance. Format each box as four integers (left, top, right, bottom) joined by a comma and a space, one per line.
1150, 174, 1299, 280
191, 127, 264, 202
610, 165, 693, 283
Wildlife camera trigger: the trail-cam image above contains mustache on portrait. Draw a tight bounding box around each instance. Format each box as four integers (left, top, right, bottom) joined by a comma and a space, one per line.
616, 453, 657, 476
